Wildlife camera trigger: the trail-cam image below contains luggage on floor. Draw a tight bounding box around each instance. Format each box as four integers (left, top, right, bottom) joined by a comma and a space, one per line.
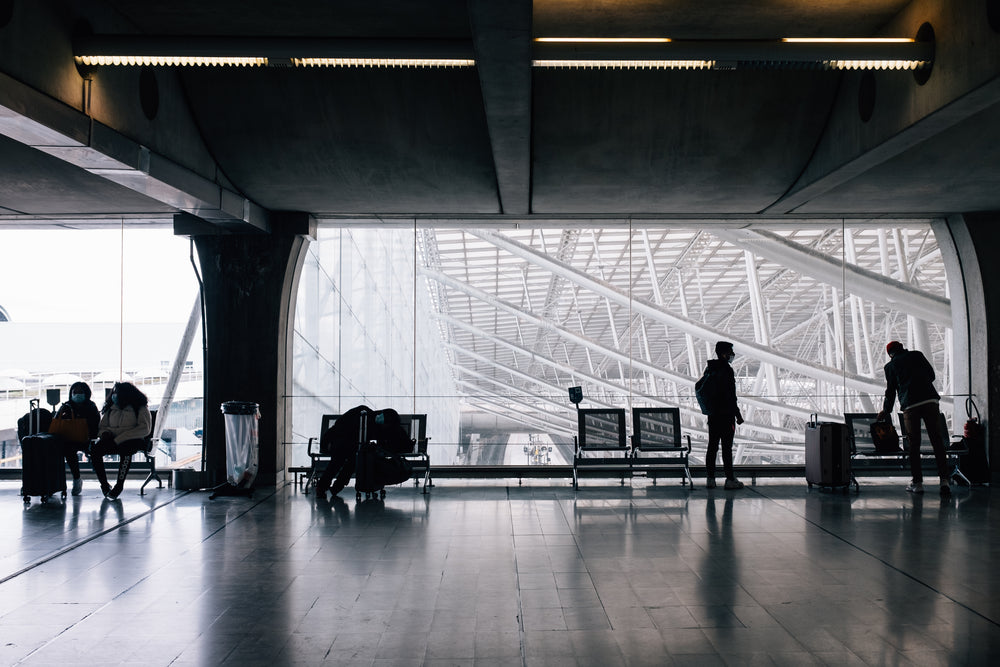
805, 416, 852, 490
20, 399, 67, 503
354, 440, 412, 500
869, 418, 901, 453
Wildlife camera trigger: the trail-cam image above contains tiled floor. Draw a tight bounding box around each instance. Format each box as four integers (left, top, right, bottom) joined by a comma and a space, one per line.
0, 477, 997, 666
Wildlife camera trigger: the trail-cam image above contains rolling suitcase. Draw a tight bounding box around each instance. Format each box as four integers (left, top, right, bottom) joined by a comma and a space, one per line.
805, 416, 853, 490
354, 411, 412, 501
20, 399, 67, 504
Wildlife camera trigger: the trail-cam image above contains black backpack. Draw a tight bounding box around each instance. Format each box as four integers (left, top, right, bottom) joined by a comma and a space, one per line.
17, 407, 52, 440
695, 368, 721, 415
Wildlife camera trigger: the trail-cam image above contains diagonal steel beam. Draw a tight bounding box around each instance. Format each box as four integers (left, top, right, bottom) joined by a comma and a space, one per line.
422, 268, 843, 422
464, 228, 887, 395
710, 227, 949, 323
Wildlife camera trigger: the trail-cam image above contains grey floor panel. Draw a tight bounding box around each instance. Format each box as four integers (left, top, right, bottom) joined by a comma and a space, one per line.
0, 478, 997, 666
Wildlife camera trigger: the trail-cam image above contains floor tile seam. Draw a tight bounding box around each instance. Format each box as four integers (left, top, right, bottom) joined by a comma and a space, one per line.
0, 490, 197, 587
505, 485, 529, 667
746, 486, 1000, 630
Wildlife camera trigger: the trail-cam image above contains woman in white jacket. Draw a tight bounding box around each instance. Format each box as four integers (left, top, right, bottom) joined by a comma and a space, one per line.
89, 381, 151, 499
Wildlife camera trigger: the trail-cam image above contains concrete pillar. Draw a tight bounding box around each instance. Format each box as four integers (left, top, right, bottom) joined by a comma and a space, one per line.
177, 212, 314, 487
940, 215, 993, 483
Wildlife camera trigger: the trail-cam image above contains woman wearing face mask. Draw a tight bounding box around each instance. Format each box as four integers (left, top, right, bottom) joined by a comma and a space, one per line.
89, 381, 152, 499
54, 381, 101, 496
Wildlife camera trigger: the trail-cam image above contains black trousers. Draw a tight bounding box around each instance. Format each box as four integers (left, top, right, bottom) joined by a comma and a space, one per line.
62, 439, 88, 478
706, 415, 736, 480
902, 402, 949, 483
89, 434, 144, 490
316, 448, 356, 496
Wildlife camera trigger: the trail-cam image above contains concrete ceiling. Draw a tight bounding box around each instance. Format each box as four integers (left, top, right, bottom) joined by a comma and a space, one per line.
0, 0, 998, 228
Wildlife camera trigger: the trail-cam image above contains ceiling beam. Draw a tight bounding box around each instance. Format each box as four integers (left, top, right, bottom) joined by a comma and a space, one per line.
0, 71, 268, 232
467, 0, 533, 215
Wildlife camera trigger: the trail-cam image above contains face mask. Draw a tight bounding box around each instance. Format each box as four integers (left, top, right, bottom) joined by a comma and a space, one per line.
728, 354, 735, 363
71, 393, 86, 403
111, 393, 119, 406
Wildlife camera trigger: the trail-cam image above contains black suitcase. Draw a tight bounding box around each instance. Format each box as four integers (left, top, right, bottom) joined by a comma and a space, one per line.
355, 441, 412, 501
805, 417, 853, 490
20, 399, 67, 504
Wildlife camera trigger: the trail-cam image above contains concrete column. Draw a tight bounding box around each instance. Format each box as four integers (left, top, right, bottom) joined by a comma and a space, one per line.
941, 215, 993, 483
177, 212, 314, 487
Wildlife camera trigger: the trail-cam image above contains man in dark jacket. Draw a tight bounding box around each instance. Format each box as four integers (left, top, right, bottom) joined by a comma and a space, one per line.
314, 405, 410, 499
701, 341, 745, 490
877, 341, 950, 495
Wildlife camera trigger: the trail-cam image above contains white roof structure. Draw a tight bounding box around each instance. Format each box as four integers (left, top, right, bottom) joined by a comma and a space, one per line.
417, 222, 950, 458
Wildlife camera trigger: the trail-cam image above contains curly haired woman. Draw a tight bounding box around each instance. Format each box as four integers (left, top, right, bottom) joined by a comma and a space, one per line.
89, 381, 151, 499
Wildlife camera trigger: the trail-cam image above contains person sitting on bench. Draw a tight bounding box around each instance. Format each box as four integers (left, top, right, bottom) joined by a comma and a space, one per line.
314, 405, 408, 499
89, 382, 152, 500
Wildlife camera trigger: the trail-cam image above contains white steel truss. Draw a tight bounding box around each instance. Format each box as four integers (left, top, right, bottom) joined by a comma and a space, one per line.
417, 223, 951, 461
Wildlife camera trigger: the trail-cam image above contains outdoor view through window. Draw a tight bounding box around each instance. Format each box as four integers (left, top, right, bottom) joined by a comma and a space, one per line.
1, 223, 956, 474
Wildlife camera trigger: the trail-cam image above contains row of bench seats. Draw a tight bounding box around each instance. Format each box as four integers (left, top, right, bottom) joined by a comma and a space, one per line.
845, 411, 969, 487
300, 413, 432, 495
574, 407, 694, 488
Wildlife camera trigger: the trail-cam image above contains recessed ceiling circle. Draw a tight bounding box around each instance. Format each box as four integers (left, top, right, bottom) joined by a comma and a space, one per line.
913, 22, 934, 85
989, 0, 1000, 32
0, 1, 12, 29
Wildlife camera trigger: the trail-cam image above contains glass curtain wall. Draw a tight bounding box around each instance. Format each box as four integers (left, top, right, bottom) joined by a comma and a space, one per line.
0, 227, 204, 471
292, 221, 955, 470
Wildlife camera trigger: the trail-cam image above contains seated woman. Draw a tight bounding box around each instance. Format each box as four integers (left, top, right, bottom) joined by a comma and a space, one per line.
53, 381, 101, 496
89, 381, 152, 499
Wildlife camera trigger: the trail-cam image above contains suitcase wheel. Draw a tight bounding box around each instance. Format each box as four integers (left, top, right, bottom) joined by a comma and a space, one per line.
355, 491, 362, 502
22, 495, 30, 504
379, 489, 386, 499
41, 495, 50, 503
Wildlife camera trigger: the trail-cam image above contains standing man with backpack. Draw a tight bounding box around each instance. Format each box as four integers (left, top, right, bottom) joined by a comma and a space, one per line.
696, 341, 745, 489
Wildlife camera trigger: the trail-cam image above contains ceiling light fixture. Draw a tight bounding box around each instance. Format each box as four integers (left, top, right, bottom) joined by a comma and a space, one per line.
73, 35, 476, 69
293, 58, 475, 68
532, 37, 932, 71
75, 55, 268, 67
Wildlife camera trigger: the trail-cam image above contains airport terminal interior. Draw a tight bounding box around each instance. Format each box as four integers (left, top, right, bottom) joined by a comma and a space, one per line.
2, 1, 1000, 664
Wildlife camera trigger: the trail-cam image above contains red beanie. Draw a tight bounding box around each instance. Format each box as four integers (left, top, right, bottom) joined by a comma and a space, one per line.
886, 341, 903, 356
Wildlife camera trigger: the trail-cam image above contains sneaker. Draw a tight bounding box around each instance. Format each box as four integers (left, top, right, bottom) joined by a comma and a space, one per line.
100, 484, 112, 498
705, 479, 717, 489
71, 478, 83, 496
940, 484, 952, 497
108, 483, 123, 500
906, 482, 924, 494
724, 479, 744, 490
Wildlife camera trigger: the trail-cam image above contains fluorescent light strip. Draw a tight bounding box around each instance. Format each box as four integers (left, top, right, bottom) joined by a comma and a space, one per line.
75, 55, 268, 67
535, 37, 672, 43
825, 60, 928, 70
533, 59, 715, 70
784, 37, 915, 43
293, 58, 475, 68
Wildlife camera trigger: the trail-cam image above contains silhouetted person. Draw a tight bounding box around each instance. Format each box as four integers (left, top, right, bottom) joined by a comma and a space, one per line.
52, 381, 101, 496
877, 341, 951, 496
700, 341, 745, 489
314, 406, 409, 499
89, 381, 151, 499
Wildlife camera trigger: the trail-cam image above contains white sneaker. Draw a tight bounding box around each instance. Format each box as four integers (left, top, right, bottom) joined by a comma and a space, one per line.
906, 482, 924, 494
72, 478, 83, 496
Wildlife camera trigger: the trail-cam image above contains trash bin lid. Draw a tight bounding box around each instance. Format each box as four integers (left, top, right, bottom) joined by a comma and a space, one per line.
221, 401, 259, 415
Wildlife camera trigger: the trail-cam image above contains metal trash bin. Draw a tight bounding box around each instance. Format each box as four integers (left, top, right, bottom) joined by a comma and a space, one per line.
218, 401, 260, 493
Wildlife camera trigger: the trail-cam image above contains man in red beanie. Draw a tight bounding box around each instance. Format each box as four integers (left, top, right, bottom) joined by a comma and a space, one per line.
877, 341, 951, 495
